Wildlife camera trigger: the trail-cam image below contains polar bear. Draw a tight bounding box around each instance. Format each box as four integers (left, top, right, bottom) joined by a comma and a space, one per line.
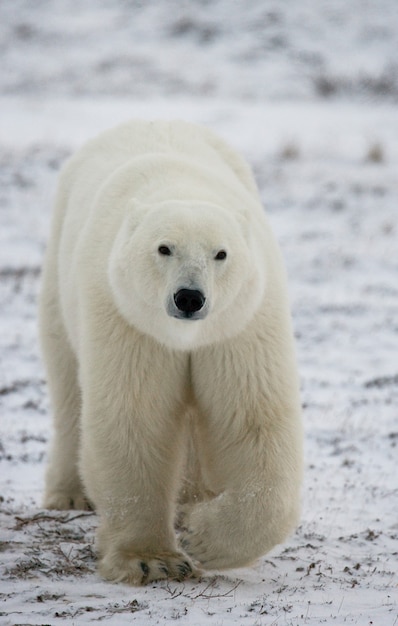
39, 120, 302, 585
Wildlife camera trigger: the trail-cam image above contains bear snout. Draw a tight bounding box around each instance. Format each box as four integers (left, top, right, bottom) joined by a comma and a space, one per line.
174, 289, 206, 317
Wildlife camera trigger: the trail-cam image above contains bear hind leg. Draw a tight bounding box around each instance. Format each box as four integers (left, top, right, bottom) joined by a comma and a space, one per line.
40, 285, 89, 510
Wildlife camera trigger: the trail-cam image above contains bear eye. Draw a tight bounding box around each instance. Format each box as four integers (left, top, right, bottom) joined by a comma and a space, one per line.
158, 245, 172, 256
214, 250, 227, 261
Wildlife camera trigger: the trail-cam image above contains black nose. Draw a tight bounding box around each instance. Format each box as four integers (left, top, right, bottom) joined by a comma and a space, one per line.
174, 289, 206, 314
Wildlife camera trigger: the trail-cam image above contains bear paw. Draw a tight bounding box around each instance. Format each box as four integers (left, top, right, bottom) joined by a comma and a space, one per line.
99, 549, 201, 585
44, 490, 92, 511
178, 503, 232, 570
179, 528, 217, 569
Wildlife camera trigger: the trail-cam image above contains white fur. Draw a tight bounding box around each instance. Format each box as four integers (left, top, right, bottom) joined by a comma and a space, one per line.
39, 120, 302, 585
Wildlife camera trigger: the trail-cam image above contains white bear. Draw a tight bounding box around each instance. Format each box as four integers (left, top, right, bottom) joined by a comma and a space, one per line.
39, 120, 302, 585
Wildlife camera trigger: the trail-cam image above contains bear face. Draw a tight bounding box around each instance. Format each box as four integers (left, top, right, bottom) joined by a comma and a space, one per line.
108, 200, 266, 350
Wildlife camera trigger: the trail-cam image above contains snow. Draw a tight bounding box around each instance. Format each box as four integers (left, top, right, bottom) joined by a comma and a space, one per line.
1, 1, 398, 624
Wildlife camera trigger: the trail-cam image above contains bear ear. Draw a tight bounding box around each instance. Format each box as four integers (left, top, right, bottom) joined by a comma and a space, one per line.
124, 198, 153, 233
234, 208, 251, 240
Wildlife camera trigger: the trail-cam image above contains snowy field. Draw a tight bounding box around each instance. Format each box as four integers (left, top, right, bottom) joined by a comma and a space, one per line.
1, 2, 398, 625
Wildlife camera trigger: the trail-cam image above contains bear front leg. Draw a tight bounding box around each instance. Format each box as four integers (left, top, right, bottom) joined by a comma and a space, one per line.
182, 328, 303, 570
79, 323, 199, 585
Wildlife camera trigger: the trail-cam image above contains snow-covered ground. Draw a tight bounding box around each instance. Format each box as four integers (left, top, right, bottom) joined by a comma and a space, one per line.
1, 2, 397, 625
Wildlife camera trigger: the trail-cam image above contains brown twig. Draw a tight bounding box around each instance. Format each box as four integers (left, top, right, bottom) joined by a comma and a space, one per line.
193, 577, 242, 599
14, 511, 95, 529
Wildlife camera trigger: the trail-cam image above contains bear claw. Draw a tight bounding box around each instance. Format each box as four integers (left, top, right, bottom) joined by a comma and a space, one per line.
177, 560, 192, 578
140, 561, 150, 579
100, 550, 199, 585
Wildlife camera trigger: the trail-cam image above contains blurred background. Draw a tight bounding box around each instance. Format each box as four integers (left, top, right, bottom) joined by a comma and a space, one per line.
1, 0, 397, 102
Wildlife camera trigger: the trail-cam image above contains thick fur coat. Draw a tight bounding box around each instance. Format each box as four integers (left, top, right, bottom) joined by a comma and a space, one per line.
39, 120, 302, 584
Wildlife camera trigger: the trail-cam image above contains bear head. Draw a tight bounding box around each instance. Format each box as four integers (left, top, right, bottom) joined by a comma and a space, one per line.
108, 200, 266, 350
